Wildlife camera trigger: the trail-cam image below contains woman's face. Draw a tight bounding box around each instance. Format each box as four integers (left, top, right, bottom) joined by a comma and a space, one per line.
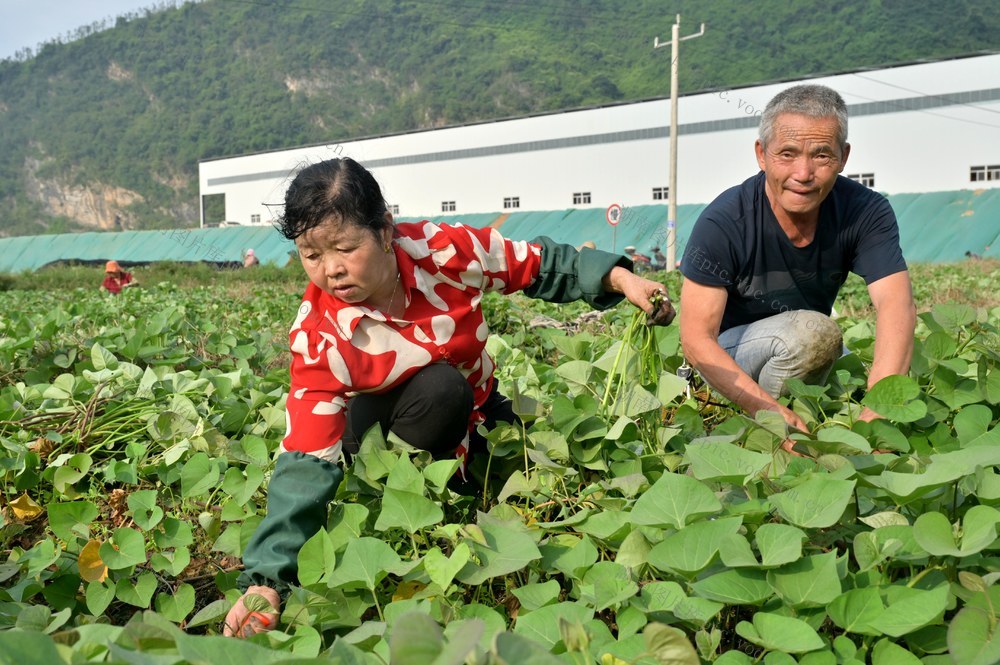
295, 216, 395, 305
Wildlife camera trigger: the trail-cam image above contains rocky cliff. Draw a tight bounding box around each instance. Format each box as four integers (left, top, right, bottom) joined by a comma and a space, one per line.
23, 157, 144, 230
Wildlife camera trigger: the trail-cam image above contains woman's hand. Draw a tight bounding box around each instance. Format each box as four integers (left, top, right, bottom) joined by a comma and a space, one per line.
223, 585, 281, 638
603, 267, 676, 326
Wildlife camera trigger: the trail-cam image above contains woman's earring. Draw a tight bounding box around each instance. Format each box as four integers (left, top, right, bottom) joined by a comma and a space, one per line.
384, 244, 391, 253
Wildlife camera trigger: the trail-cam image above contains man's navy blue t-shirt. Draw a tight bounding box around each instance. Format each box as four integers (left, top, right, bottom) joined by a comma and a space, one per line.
680, 172, 907, 333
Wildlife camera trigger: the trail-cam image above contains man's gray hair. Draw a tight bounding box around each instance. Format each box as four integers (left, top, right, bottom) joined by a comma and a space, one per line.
758, 84, 848, 151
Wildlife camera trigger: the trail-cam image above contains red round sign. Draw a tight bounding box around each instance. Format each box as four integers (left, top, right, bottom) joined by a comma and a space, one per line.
606, 203, 622, 226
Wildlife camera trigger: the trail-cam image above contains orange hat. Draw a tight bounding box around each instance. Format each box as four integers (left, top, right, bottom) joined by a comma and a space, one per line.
105, 260, 121, 273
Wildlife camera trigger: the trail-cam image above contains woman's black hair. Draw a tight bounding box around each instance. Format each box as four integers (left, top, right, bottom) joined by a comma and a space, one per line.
278, 158, 390, 240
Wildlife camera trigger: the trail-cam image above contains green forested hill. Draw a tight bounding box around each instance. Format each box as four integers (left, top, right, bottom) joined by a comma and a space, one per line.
0, 0, 997, 236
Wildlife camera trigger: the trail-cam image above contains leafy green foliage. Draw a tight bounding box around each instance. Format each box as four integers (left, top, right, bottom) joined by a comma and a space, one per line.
1, 267, 1000, 661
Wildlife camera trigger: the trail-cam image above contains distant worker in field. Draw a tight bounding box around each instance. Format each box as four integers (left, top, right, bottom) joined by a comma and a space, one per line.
243, 248, 260, 268
223, 157, 676, 638
623, 245, 652, 273
100, 260, 136, 295
651, 246, 667, 271
679, 84, 915, 448
965, 250, 983, 260
577, 240, 597, 251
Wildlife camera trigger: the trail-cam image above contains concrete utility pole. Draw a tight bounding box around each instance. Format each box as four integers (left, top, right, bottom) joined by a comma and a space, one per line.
654, 15, 704, 271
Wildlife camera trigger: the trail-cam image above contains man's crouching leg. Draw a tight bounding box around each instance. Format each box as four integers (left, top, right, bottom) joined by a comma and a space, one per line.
717, 310, 843, 399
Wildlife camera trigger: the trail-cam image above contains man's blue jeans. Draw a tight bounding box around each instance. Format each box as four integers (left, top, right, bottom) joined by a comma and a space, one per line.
716, 310, 843, 398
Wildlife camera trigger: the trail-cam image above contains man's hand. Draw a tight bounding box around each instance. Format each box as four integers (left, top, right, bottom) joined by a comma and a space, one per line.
223, 585, 280, 638
857, 406, 882, 423
758, 404, 810, 456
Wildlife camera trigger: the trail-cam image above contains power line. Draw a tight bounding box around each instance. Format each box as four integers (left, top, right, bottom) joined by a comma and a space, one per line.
852, 71, 1000, 116
844, 87, 1000, 131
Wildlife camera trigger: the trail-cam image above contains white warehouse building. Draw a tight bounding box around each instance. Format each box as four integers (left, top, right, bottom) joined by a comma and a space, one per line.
198, 52, 1000, 227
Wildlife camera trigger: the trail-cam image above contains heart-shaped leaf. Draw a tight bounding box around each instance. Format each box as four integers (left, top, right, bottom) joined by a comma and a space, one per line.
326, 536, 405, 591
116, 571, 157, 608
644, 623, 700, 665
691, 569, 772, 606
828, 587, 884, 636
155, 583, 195, 623
10, 493, 44, 521
78, 539, 108, 583
48, 501, 98, 542
735, 612, 824, 654
769, 476, 855, 528
127, 489, 164, 530
868, 584, 949, 637
948, 605, 1000, 665
221, 465, 264, 505
685, 441, 771, 484
150, 547, 191, 577
862, 375, 926, 423
180, 452, 220, 498
99, 527, 147, 569
512, 580, 562, 612
578, 561, 638, 611
913, 506, 1000, 557
766, 551, 842, 608
423, 543, 470, 591
630, 472, 722, 529
52, 453, 92, 497
457, 516, 541, 586
648, 516, 743, 577
374, 487, 443, 533
754, 523, 806, 568
85, 580, 115, 616
513, 602, 594, 651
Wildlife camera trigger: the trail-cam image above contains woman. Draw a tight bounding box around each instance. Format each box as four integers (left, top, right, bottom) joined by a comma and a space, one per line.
224, 157, 674, 637
100, 260, 136, 294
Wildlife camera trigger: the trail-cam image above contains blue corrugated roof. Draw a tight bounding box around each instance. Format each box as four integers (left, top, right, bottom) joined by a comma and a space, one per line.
2, 188, 999, 273
0, 227, 297, 273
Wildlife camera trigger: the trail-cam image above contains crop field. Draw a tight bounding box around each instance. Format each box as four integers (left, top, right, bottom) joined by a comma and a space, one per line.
1, 260, 1000, 664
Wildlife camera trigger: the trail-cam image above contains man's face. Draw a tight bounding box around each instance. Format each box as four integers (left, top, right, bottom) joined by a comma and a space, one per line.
755, 113, 850, 223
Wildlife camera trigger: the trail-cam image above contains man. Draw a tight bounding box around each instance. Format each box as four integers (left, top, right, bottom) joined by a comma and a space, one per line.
243, 248, 260, 268
651, 246, 667, 271
679, 84, 915, 441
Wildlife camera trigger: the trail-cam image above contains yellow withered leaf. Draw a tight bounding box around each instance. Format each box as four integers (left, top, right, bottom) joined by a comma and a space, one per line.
10, 493, 44, 522
79, 539, 108, 583
392, 580, 426, 602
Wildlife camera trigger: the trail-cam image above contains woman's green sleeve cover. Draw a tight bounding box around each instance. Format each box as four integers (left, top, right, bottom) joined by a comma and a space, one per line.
522, 236, 632, 309
237, 451, 343, 595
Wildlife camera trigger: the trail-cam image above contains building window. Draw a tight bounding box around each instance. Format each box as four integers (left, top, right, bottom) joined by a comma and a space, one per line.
441, 201, 456, 212
846, 173, 875, 188
250, 214, 261, 224
652, 186, 669, 201
971, 165, 1000, 182
573, 192, 591, 205
389, 205, 399, 215
503, 196, 520, 209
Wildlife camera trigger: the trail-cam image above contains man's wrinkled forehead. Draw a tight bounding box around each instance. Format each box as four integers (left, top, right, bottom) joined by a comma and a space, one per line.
772, 115, 841, 148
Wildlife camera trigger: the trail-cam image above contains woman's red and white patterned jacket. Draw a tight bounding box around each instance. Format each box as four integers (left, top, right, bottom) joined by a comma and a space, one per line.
282, 221, 542, 463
